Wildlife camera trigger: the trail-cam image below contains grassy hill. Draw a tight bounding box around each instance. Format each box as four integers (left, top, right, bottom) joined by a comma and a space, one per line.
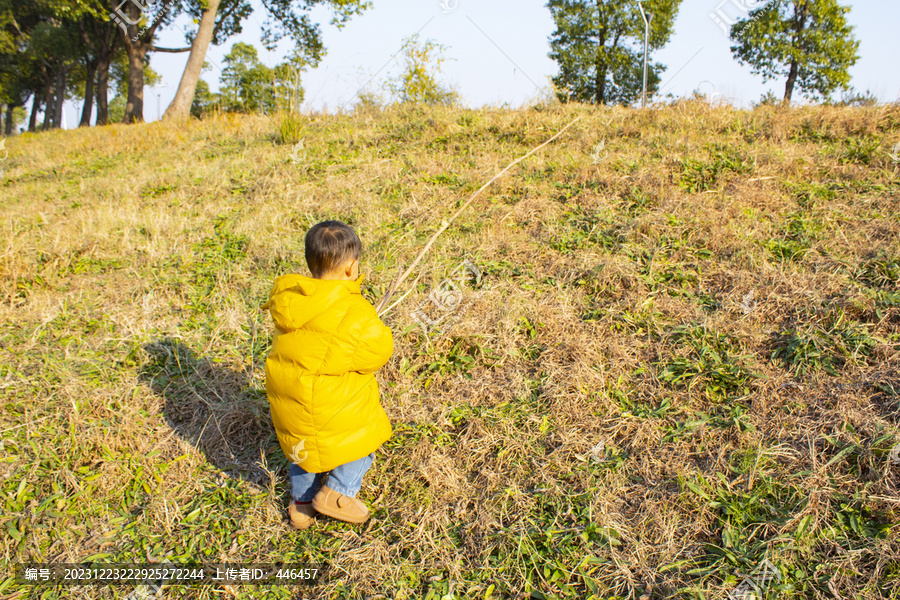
1, 102, 899, 599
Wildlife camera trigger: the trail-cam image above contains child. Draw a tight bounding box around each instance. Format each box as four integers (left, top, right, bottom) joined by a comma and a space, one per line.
262, 220, 394, 528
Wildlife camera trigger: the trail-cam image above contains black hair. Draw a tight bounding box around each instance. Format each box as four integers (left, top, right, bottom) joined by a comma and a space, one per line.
304, 220, 361, 278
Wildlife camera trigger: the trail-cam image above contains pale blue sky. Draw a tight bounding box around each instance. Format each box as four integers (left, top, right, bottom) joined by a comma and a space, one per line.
61, 0, 899, 125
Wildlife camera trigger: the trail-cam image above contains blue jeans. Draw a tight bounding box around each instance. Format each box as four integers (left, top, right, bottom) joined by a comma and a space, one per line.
290, 453, 374, 502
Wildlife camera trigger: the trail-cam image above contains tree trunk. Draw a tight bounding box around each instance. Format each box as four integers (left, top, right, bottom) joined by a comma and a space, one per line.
96, 54, 112, 125
121, 0, 147, 124
594, 48, 602, 104
83, 14, 120, 127
80, 60, 97, 126
4, 104, 14, 135
53, 68, 67, 129
783, 0, 808, 105
597, 66, 607, 105
0, 104, 5, 134
163, 0, 221, 121
41, 83, 53, 131
593, 0, 607, 105
783, 59, 798, 104
122, 56, 143, 122
29, 96, 41, 132
123, 42, 148, 123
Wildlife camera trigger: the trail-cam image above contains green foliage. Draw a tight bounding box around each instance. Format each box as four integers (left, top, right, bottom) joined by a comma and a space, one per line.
190, 216, 250, 300
755, 90, 780, 107
354, 87, 385, 112
765, 213, 817, 262
0, 2, 88, 128
730, 0, 860, 102
686, 462, 892, 594
838, 136, 880, 165
219, 42, 277, 113
550, 204, 623, 254
783, 180, 835, 208
108, 94, 126, 123
417, 338, 500, 388
765, 237, 808, 262
835, 87, 879, 107
684, 473, 798, 581
856, 256, 900, 290
658, 325, 757, 402
251, 0, 371, 67
619, 186, 655, 217
678, 144, 754, 192
1, 105, 26, 132
213, 43, 307, 115
386, 34, 458, 106
190, 79, 219, 119
548, 0, 682, 105
278, 111, 305, 144
273, 58, 305, 112
517, 316, 544, 360
771, 311, 879, 376
425, 340, 477, 378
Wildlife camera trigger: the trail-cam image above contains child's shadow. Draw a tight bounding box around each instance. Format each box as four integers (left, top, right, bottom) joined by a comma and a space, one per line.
139, 339, 280, 485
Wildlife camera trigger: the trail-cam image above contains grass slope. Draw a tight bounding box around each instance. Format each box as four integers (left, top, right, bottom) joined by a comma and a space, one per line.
1, 102, 900, 599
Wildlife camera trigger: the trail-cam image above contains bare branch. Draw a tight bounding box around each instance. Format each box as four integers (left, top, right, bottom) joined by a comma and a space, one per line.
151, 46, 192, 53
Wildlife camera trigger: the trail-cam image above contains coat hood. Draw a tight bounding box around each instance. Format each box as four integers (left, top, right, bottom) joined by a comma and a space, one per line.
262, 273, 366, 332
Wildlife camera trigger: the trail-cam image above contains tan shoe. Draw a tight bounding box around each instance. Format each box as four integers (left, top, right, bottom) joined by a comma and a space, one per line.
288, 501, 317, 530
312, 485, 370, 524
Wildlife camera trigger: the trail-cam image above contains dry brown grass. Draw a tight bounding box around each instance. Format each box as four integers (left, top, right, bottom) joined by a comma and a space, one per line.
1, 101, 899, 599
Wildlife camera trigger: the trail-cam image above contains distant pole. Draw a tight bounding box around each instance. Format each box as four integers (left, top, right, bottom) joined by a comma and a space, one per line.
151, 84, 168, 121
636, 1, 651, 108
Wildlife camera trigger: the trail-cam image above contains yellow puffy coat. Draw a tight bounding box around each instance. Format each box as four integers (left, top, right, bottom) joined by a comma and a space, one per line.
263, 273, 393, 473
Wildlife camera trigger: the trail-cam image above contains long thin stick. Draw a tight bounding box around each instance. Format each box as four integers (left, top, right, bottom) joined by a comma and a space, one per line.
374, 114, 584, 314
379, 272, 423, 318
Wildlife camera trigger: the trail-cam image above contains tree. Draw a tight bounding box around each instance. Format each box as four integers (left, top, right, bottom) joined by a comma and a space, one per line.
0, 54, 36, 135
219, 42, 275, 112
273, 53, 305, 113
25, 19, 85, 130
218, 42, 304, 114
77, 5, 121, 126
107, 47, 159, 122
114, 0, 181, 123
547, 0, 681, 105
0, 3, 32, 133
160, 0, 224, 122
386, 34, 458, 106
0, 1, 68, 131
162, 0, 370, 121
2, 105, 26, 133
0, 0, 115, 129
107, 92, 126, 123
190, 77, 218, 117
730, 0, 859, 104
